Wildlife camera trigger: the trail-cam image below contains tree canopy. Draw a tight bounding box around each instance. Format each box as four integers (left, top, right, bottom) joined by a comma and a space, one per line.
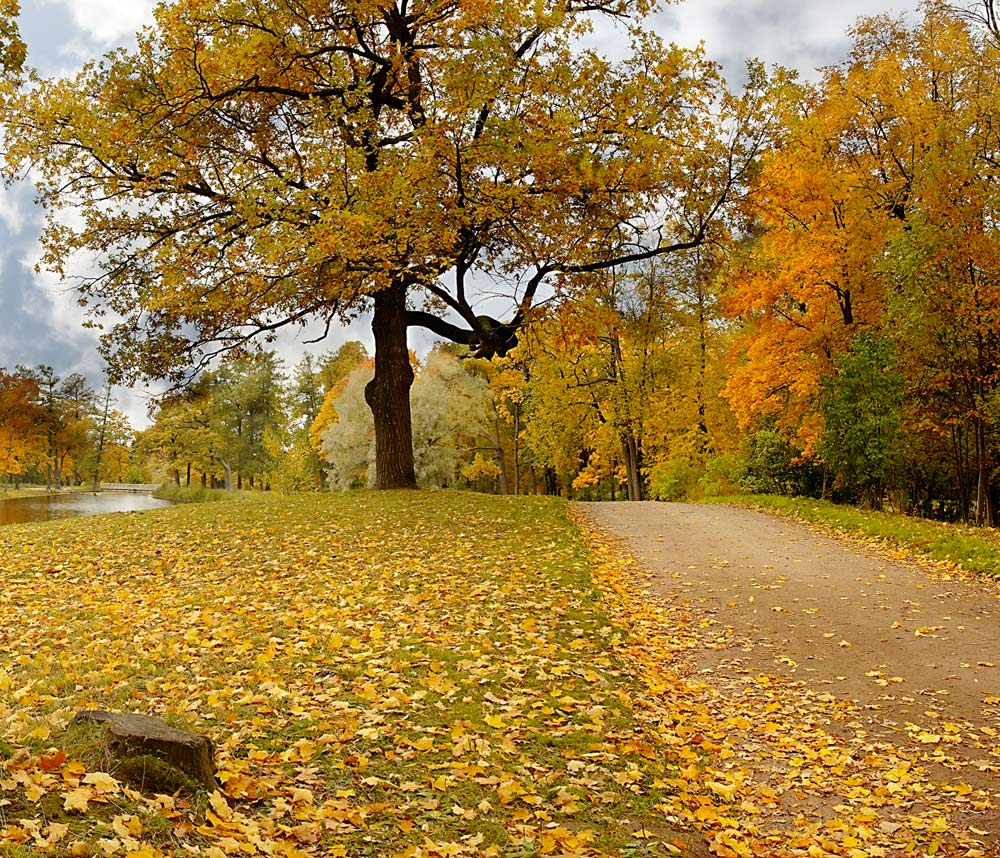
6, 0, 777, 487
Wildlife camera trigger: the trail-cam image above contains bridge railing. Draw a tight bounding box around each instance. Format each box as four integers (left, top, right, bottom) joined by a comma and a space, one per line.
99, 483, 160, 493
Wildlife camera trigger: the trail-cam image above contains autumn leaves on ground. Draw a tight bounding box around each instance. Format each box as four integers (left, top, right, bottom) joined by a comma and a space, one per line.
0, 493, 995, 858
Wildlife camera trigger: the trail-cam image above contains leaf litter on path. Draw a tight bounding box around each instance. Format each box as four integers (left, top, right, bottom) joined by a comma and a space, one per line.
576, 503, 1000, 857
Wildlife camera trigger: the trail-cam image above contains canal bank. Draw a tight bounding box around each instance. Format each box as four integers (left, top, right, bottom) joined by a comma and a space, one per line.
0, 491, 175, 526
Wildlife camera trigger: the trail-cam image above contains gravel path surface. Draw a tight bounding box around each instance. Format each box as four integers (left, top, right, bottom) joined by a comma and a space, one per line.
580, 501, 1000, 844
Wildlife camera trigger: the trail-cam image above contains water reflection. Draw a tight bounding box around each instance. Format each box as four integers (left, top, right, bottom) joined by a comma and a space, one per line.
0, 492, 174, 526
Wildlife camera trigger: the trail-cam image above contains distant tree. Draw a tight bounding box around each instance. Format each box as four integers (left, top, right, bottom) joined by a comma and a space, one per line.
86, 408, 136, 485
292, 343, 371, 486
0, 369, 42, 488
320, 368, 376, 491
820, 336, 905, 509
410, 351, 491, 487
321, 350, 491, 489
139, 397, 225, 488
208, 353, 287, 489
17, 367, 97, 488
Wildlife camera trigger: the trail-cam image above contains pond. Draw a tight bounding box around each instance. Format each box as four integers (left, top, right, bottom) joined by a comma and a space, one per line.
0, 492, 175, 526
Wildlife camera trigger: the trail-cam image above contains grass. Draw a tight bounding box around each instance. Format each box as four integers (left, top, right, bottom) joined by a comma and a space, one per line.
2, 491, 993, 856
151, 483, 233, 503
0, 491, 698, 857
727, 493, 1000, 577
0, 485, 92, 500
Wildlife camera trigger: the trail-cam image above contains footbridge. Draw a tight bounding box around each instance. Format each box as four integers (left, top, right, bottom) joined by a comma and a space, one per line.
99, 483, 160, 493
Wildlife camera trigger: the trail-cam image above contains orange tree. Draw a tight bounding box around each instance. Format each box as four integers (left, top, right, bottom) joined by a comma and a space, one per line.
7, 0, 773, 488
0, 369, 43, 486
723, 4, 1000, 517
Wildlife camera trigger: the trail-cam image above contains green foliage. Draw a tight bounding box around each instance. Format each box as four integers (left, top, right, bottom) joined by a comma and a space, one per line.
121, 462, 152, 485
737, 430, 821, 497
152, 483, 231, 504
647, 457, 702, 501
819, 335, 905, 509
699, 453, 742, 498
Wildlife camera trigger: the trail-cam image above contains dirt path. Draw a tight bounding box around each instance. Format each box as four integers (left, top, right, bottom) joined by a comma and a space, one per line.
580, 501, 1000, 849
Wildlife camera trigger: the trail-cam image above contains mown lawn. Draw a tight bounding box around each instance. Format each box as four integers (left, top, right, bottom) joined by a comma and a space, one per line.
1, 491, 992, 858
0, 492, 699, 858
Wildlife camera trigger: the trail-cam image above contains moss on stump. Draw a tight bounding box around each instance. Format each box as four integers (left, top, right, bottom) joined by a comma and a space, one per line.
68, 710, 216, 793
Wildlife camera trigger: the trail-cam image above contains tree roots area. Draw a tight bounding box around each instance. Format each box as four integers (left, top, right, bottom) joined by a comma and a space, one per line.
0, 492, 996, 857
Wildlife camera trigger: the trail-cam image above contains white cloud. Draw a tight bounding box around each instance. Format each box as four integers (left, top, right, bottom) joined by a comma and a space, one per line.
42, 0, 155, 46
652, 0, 918, 82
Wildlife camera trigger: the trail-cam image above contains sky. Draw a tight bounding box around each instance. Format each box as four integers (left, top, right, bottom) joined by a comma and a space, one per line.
0, 0, 918, 427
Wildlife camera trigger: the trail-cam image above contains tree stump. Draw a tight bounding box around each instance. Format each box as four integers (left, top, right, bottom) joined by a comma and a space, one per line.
71, 710, 216, 791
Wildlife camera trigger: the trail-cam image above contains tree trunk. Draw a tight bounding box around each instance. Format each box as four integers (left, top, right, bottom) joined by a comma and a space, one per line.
621, 432, 643, 501
975, 418, 993, 526
513, 407, 521, 495
365, 282, 417, 489
92, 383, 112, 491
492, 414, 509, 495
953, 425, 971, 523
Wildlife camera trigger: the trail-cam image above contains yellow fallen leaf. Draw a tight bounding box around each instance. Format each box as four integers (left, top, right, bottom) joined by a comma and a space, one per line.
82, 771, 119, 793
207, 790, 232, 822
707, 780, 738, 801
63, 787, 92, 813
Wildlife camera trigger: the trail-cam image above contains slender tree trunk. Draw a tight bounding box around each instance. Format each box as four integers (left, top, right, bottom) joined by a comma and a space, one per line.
953, 425, 971, 522
365, 282, 417, 489
491, 414, 509, 495
513, 407, 521, 495
696, 270, 710, 455
976, 418, 993, 526
92, 383, 112, 491
621, 432, 643, 501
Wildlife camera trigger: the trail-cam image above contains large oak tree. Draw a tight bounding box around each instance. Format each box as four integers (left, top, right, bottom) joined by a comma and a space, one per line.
7, 0, 770, 487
